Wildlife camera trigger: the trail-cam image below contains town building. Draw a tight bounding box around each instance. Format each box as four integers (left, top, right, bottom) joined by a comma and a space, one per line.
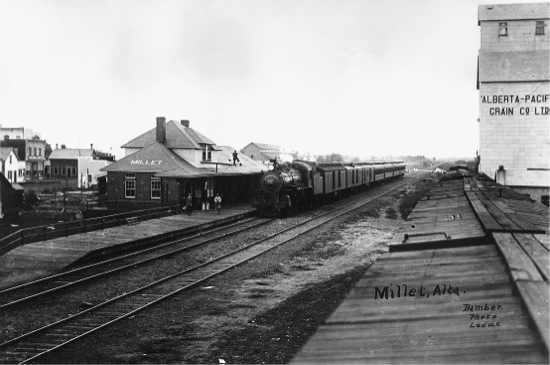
0, 147, 24, 184
101, 118, 264, 211
49, 147, 113, 189
240, 142, 282, 163
1, 135, 47, 181
0, 125, 41, 140
477, 2, 550, 204
25, 138, 48, 180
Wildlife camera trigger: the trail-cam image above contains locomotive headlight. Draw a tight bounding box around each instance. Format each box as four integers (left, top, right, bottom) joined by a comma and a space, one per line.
261, 172, 283, 194
268, 164, 274, 171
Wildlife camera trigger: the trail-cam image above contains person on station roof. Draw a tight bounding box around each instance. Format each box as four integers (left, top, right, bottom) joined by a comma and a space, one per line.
232, 150, 240, 166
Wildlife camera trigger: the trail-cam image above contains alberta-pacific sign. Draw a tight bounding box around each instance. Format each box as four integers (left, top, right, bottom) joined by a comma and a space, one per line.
481, 93, 549, 116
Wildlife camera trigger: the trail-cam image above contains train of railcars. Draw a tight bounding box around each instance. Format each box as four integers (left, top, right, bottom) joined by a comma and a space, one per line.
254, 160, 406, 215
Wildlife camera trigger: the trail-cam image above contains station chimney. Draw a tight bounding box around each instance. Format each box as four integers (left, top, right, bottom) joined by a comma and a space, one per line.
181, 120, 190, 128
156, 117, 166, 144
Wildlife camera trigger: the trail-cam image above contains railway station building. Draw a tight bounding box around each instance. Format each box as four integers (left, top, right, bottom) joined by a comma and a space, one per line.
477, 2, 550, 204
101, 118, 264, 211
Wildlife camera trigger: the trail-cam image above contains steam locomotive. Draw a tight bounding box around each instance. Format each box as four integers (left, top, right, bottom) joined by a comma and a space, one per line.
254, 160, 406, 215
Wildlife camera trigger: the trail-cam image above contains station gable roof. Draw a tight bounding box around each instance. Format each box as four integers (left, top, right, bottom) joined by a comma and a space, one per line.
121, 120, 215, 149
209, 146, 265, 175
101, 142, 212, 176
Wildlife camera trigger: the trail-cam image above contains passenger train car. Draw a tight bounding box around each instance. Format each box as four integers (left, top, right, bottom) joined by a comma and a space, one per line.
254, 160, 406, 215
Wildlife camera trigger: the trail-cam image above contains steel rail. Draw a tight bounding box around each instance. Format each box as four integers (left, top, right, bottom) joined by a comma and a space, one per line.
0, 175, 416, 364
0, 217, 270, 309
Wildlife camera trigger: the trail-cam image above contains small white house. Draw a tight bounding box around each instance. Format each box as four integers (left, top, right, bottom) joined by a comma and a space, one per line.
0, 147, 22, 183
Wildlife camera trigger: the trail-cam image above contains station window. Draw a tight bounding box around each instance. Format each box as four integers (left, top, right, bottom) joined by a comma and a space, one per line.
62, 166, 66, 175
499, 22, 508, 36
125, 180, 136, 198
536, 21, 545, 35
151, 178, 161, 199
54, 166, 58, 175
202, 145, 212, 161
71, 167, 76, 176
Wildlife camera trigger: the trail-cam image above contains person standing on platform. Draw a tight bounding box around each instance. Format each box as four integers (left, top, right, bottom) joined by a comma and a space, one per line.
214, 193, 222, 214
185, 193, 193, 215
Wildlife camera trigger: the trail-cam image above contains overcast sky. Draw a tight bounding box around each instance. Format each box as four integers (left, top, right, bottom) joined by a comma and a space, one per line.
0, 0, 537, 160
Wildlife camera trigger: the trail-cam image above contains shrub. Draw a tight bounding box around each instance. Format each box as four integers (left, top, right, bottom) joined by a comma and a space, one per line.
398, 181, 433, 220
385, 207, 398, 219
23, 190, 40, 210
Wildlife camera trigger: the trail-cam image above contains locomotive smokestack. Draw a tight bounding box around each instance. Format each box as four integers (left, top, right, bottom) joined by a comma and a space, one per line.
156, 117, 166, 144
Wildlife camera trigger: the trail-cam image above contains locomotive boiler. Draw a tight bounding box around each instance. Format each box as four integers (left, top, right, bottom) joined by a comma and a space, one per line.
254, 161, 313, 215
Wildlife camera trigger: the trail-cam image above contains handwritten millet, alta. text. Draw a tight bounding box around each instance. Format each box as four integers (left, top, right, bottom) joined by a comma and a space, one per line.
374, 283, 463, 299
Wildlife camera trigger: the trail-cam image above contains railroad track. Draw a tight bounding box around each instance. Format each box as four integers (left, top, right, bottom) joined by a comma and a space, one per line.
0, 175, 416, 364
0, 217, 271, 310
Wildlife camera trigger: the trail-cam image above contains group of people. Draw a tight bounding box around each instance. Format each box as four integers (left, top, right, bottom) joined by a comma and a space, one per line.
184, 193, 223, 215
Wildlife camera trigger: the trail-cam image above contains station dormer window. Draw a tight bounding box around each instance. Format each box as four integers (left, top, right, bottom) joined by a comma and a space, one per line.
536, 20, 545, 35
202, 145, 212, 161
499, 22, 508, 36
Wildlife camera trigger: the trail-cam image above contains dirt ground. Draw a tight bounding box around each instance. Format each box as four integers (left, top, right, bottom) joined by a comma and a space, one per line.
36, 182, 418, 364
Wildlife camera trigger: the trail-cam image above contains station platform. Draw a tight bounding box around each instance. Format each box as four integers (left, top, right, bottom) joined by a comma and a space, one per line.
292, 172, 549, 364
0, 204, 256, 289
